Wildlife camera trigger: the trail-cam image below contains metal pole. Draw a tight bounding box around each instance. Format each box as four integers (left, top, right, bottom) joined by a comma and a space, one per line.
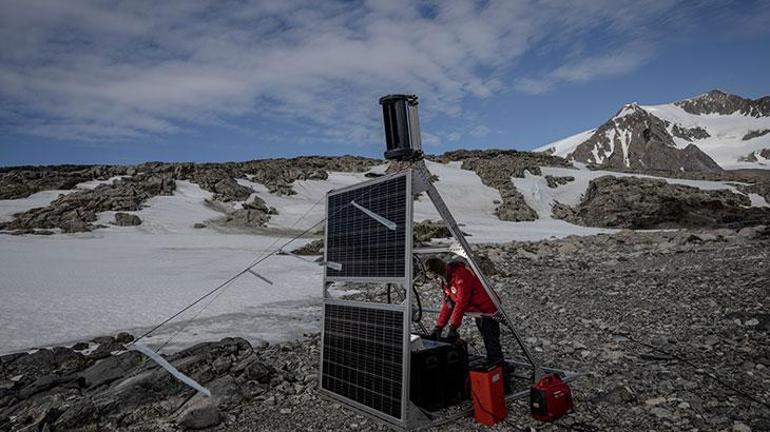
411, 160, 543, 381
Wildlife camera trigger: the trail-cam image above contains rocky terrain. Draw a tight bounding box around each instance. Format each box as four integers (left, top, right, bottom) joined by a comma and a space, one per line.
2, 226, 767, 431
0, 156, 378, 234
432, 149, 573, 222
552, 176, 770, 229
4, 150, 770, 236
674, 90, 770, 117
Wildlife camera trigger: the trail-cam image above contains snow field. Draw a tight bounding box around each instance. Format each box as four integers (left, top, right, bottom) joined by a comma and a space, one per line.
0, 161, 765, 354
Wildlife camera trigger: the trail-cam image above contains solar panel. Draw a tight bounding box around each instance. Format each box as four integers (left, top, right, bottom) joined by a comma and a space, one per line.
325, 173, 409, 280
321, 303, 405, 420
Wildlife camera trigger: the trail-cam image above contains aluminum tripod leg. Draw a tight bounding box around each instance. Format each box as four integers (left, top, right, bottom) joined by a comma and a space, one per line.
411, 161, 543, 381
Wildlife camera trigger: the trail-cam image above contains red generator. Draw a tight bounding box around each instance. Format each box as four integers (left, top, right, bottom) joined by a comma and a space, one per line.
469, 366, 507, 426
530, 373, 574, 422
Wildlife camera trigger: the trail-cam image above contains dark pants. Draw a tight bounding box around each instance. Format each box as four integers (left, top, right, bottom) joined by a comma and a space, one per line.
475, 317, 504, 366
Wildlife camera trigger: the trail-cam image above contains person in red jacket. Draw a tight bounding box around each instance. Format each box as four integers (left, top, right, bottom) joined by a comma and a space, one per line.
424, 257, 503, 366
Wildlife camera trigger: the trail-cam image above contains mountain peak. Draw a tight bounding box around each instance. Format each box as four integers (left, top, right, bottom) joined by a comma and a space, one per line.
675, 89, 769, 117
614, 103, 646, 119
705, 89, 728, 97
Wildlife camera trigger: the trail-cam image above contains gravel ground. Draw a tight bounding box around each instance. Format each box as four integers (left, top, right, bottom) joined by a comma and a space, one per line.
225, 227, 770, 431
3, 228, 767, 431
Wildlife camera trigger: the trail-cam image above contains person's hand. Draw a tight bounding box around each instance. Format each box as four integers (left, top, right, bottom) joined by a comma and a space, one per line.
446, 326, 459, 342
429, 326, 443, 339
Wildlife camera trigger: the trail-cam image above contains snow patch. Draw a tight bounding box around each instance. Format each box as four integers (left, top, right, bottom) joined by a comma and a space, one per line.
76, 176, 127, 190
0, 190, 75, 223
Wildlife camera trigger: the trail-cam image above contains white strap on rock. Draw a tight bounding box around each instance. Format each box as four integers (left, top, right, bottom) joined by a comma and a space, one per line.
128, 341, 211, 397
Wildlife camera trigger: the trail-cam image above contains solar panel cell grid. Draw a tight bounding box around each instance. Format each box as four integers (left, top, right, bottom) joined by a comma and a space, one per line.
326, 174, 407, 279
322, 304, 404, 420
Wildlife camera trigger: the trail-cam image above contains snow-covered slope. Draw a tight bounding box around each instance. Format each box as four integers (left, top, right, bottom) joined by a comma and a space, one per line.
536, 90, 770, 170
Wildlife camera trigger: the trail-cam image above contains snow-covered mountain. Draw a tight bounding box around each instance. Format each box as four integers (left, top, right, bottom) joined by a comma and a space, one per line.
536, 90, 770, 171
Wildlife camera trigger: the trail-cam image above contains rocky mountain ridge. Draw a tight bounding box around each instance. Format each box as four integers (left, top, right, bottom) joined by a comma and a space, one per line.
674, 89, 770, 117
537, 89, 770, 171
2, 150, 770, 235
567, 104, 722, 172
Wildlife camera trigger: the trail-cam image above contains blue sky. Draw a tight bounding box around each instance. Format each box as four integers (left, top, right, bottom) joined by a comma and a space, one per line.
1, 0, 769, 166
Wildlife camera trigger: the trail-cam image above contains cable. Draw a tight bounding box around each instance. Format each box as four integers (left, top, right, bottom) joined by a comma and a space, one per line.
134, 182, 366, 347
153, 196, 325, 353
132, 215, 327, 346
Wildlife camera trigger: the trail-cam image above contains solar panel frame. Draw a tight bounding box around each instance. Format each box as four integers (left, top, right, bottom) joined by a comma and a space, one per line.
323, 171, 411, 283
320, 170, 414, 428
319, 300, 409, 423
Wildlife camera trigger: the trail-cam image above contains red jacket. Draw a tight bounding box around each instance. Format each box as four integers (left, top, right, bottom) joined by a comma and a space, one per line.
436, 262, 497, 329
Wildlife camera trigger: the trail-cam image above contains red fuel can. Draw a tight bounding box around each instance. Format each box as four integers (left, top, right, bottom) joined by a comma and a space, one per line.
530, 373, 574, 422
469, 366, 507, 426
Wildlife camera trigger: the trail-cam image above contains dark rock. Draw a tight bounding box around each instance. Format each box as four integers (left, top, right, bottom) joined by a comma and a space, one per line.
413, 220, 452, 243
291, 239, 324, 256
177, 400, 222, 430
0, 164, 127, 200
115, 332, 134, 344
742, 130, 770, 141
18, 373, 83, 399
242, 195, 269, 212
670, 124, 710, 141
114, 212, 142, 226
545, 175, 575, 188
53, 399, 97, 430
79, 351, 142, 388
217, 208, 270, 229
244, 360, 272, 384
2, 173, 174, 232
675, 89, 770, 117
71, 342, 89, 351
553, 176, 770, 229
88, 339, 126, 360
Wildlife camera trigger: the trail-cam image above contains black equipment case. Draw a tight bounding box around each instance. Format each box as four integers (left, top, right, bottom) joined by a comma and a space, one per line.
409, 336, 469, 411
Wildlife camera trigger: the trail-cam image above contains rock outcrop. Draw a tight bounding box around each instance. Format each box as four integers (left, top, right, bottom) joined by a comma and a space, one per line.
545, 175, 575, 188
0, 173, 175, 233
675, 89, 770, 117
742, 129, 770, 141
0, 165, 129, 200
0, 156, 380, 233
552, 176, 770, 229
434, 150, 572, 222
0, 335, 273, 432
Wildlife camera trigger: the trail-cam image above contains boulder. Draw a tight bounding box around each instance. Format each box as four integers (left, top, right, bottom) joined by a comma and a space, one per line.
545, 175, 575, 188
114, 212, 142, 226
177, 399, 222, 430
79, 351, 143, 388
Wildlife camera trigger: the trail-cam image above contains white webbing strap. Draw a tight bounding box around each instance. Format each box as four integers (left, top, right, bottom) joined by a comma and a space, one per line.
129, 341, 211, 397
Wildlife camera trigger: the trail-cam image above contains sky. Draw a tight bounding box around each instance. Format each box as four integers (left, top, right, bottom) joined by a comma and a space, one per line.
1, 0, 769, 166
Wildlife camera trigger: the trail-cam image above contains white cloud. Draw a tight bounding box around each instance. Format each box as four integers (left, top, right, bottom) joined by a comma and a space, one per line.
469, 125, 491, 138
0, 0, 695, 145
446, 132, 462, 142
513, 42, 653, 94
421, 132, 441, 148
